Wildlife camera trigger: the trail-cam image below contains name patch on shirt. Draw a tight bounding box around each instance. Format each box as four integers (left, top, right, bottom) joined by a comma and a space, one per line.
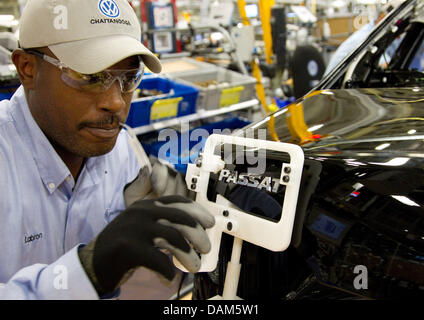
24, 233, 43, 244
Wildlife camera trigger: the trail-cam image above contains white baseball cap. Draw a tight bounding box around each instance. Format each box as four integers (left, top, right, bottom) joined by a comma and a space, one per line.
18, 0, 162, 74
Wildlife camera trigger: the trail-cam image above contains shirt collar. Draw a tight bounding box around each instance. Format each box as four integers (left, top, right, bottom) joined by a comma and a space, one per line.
9, 86, 105, 194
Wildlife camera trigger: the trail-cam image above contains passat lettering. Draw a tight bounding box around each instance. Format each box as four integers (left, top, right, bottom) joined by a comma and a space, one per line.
218, 169, 281, 193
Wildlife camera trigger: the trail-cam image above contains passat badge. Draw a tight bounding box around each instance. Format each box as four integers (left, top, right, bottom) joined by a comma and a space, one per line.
218, 169, 281, 193
99, 0, 120, 18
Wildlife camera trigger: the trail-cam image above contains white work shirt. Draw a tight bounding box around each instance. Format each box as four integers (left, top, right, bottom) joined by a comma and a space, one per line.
0, 86, 140, 299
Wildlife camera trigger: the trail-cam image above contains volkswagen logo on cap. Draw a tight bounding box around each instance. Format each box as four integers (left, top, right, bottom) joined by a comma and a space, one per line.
99, 0, 120, 18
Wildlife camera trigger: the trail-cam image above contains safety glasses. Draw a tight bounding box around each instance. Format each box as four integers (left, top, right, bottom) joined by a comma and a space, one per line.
25, 49, 145, 94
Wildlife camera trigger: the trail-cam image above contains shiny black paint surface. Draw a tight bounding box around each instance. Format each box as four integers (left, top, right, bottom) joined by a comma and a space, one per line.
194, 88, 424, 300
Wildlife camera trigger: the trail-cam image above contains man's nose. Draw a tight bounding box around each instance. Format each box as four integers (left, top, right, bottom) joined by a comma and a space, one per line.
96, 80, 126, 113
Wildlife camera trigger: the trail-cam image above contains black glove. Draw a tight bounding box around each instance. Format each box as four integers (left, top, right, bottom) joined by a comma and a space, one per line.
78, 195, 215, 297
124, 159, 191, 207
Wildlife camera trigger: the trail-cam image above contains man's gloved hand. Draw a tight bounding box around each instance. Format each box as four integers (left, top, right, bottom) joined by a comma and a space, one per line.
124, 159, 191, 207
78, 195, 215, 297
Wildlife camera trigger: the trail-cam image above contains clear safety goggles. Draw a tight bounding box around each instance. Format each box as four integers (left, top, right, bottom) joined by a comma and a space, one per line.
25, 49, 145, 94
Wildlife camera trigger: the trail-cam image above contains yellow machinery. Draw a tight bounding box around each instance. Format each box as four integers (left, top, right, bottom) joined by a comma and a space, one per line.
237, 0, 319, 144
237, 0, 280, 141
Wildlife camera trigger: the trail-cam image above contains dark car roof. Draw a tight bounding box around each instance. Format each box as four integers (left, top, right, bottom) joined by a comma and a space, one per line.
243, 87, 424, 170
248, 87, 424, 156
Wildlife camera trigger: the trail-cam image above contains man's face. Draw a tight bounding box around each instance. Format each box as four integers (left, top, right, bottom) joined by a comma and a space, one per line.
28, 48, 138, 159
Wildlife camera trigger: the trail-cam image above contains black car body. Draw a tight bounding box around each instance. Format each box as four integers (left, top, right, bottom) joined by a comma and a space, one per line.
193, 0, 424, 300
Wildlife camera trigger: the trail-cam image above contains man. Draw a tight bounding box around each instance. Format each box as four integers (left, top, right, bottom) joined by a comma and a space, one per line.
0, 0, 214, 299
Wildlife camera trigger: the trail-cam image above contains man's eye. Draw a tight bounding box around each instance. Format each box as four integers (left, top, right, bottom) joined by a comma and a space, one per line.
89, 74, 107, 84
124, 72, 137, 81
80, 74, 94, 81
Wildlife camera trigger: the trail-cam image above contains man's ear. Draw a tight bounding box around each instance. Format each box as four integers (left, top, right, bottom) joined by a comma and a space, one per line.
11, 49, 38, 89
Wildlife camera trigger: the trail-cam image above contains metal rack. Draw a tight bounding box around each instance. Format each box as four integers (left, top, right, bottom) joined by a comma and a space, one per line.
143, 23, 249, 75
132, 98, 259, 135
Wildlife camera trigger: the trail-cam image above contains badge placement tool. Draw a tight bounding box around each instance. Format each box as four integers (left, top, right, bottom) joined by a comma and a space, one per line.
174, 134, 304, 299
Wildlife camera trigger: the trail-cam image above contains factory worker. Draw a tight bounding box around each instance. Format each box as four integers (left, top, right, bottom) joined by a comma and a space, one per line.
0, 0, 214, 299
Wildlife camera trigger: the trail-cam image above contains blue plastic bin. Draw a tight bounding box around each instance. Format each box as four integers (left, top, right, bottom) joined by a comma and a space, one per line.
142, 117, 251, 173
0, 83, 20, 101
274, 96, 296, 108
0, 92, 13, 101
126, 76, 199, 127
